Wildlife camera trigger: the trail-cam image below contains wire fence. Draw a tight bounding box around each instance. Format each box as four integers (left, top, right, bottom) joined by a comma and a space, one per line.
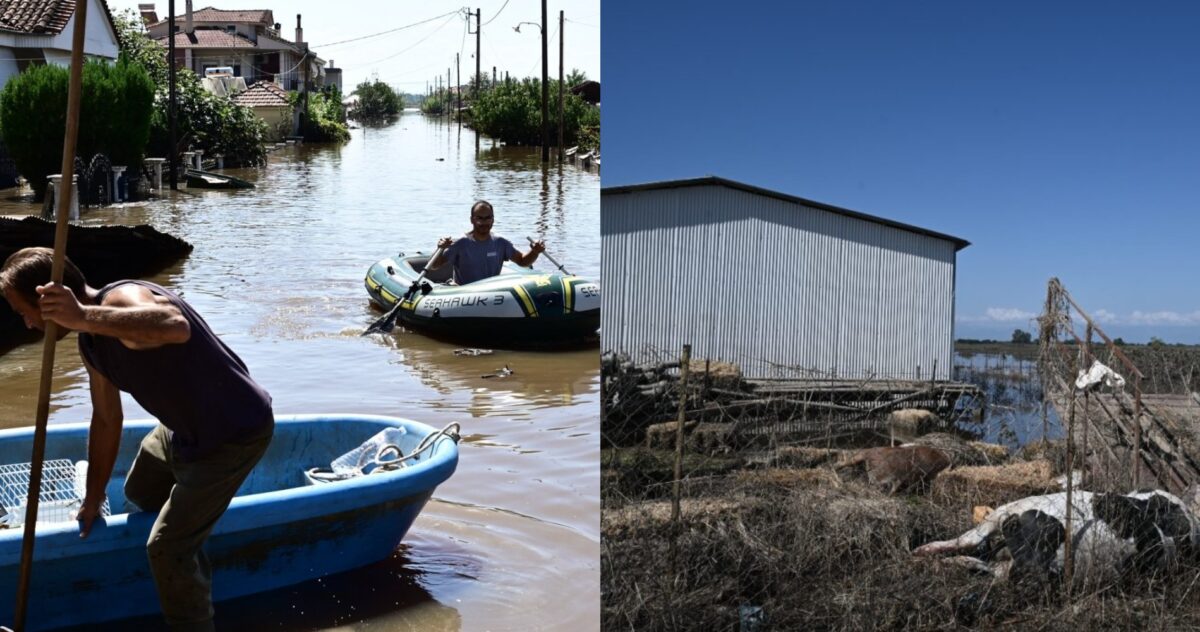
601, 332, 1200, 631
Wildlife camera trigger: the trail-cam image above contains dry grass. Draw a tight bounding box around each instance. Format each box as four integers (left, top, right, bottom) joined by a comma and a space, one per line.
603, 460, 1200, 631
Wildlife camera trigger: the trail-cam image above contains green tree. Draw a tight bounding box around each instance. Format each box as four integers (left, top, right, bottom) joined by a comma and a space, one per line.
112, 8, 167, 85
471, 75, 599, 151
292, 85, 349, 142
350, 80, 401, 124
145, 69, 267, 167
1011, 329, 1033, 344
0, 58, 153, 200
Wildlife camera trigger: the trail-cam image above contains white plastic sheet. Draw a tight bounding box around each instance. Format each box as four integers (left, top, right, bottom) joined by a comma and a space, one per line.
1075, 360, 1126, 391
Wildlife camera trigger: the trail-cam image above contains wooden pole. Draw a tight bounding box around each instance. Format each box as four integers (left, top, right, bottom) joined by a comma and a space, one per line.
13, 1, 88, 627
1064, 354, 1077, 597
671, 344, 691, 524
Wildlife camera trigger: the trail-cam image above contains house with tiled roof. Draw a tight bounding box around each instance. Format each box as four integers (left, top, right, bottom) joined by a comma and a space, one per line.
0, 0, 121, 88
231, 79, 290, 139
0, 0, 121, 188
142, 2, 324, 92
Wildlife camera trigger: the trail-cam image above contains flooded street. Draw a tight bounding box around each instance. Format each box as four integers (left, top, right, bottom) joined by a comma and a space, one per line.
0, 113, 599, 630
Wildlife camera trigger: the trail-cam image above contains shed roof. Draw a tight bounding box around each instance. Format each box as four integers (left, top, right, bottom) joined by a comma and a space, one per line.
232, 80, 288, 107
602, 175, 971, 251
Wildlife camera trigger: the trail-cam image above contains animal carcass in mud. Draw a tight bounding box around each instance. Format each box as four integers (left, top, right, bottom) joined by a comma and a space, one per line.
913, 489, 1200, 589
835, 446, 951, 494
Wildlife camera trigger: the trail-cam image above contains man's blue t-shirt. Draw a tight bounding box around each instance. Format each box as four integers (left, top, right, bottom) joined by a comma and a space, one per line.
444, 233, 517, 285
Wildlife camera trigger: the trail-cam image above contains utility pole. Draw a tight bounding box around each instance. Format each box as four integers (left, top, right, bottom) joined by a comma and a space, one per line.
447, 67, 451, 117
540, 0, 549, 162
558, 10, 564, 162
475, 9, 481, 99
456, 53, 461, 124
492, 65, 496, 88
168, 0, 177, 189
303, 43, 310, 118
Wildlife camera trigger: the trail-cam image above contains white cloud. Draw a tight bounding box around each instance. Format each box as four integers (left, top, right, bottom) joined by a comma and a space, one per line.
1091, 309, 1118, 324
1128, 310, 1200, 326
984, 307, 1037, 322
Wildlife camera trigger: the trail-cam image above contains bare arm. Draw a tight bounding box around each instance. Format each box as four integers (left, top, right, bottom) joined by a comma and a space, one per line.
77, 358, 123, 537
426, 237, 455, 270
38, 283, 190, 349
511, 240, 546, 267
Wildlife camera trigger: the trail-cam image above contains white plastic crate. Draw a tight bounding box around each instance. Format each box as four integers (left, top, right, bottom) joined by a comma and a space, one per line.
0, 460, 110, 527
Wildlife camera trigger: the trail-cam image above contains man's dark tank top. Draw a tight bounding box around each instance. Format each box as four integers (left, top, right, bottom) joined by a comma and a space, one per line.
78, 280, 273, 461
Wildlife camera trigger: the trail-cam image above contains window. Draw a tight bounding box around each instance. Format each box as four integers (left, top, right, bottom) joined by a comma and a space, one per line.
226, 25, 236, 32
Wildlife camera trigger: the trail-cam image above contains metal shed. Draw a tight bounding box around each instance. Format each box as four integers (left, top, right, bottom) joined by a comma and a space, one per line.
601, 176, 970, 380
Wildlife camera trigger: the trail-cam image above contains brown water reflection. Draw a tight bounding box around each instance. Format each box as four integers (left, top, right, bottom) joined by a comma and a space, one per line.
0, 113, 599, 630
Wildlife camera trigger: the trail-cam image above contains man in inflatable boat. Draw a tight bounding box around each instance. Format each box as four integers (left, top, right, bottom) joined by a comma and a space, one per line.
428, 200, 548, 284
1, 247, 273, 632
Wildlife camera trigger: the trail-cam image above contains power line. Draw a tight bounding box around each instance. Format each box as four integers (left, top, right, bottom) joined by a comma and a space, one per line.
565, 18, 598, 28
362, 13, 459, 66
480, 0, 512, 26
313, 9, 462, 48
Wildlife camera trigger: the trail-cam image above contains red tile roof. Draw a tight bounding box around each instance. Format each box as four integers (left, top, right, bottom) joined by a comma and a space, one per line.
0, 0, 76, 34
148, 6, 271, 27
0, 0, 119, 40
232, 80, 288, 107
156, 28, 256, 49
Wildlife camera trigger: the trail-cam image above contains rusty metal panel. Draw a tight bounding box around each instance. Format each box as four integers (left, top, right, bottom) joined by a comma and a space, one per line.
602, 183, 958, 380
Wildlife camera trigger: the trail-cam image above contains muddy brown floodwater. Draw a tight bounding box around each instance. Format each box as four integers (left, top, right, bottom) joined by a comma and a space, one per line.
0, 112, 600, 631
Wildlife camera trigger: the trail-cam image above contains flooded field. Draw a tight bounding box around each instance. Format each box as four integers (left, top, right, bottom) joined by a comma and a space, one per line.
0, 113, 599, 630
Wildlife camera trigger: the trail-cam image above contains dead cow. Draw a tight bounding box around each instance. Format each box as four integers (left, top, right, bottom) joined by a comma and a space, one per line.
913, 489, 1200, 589
836, 446, 951, 494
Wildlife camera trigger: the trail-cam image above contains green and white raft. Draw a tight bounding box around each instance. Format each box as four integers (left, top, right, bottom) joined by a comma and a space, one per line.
364, 252, 600, 347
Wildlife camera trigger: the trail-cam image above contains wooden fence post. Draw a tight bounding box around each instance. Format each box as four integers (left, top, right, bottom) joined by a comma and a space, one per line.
672, 344, 692, 524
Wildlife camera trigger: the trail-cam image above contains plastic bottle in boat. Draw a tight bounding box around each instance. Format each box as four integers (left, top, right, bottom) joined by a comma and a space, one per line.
330, 427, 408, 477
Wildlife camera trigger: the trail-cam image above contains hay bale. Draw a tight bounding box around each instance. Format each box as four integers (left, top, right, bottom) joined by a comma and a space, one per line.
644, 420, 698, 449
644, 420, 733, 454
690, 422, 734, 455
735, 467, 841, 490
932, 459, 1059, 508
909, 433, 1008, 467
688, 359, 743, 389
775, 446, 841, 468
601, 497, 749, 538
1016, 440, 1068, 474
967, 441, 1010, 464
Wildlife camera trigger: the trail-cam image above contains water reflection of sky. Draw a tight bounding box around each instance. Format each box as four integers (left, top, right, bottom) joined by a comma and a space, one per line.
953, 352, 1064, 448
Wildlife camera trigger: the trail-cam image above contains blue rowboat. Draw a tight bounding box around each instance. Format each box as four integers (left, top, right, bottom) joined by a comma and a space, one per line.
364, 252, 601, 347
0, 414, 459, 630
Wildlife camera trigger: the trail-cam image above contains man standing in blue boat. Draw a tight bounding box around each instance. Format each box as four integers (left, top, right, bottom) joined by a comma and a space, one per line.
428, 200, 547, 284
0, 247, 273, 632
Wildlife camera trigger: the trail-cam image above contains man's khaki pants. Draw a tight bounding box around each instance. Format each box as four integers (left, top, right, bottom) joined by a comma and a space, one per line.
123, 423, 273, 632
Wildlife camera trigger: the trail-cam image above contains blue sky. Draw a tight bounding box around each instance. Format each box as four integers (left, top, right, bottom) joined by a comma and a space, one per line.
602, 1, 1200, 343
107, 0, 600, 92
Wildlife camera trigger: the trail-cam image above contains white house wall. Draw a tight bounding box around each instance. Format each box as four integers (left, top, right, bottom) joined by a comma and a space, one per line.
601, 184, 957, 380
46, 0, 120, 60
0, 47, 20, 88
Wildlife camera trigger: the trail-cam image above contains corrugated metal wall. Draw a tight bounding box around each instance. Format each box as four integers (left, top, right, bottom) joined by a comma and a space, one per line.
601, 184, 957, 380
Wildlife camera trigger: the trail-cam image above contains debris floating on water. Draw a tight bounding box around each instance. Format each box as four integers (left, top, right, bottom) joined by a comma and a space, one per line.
454, 348, 494, 356
481, 365, 513, 379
